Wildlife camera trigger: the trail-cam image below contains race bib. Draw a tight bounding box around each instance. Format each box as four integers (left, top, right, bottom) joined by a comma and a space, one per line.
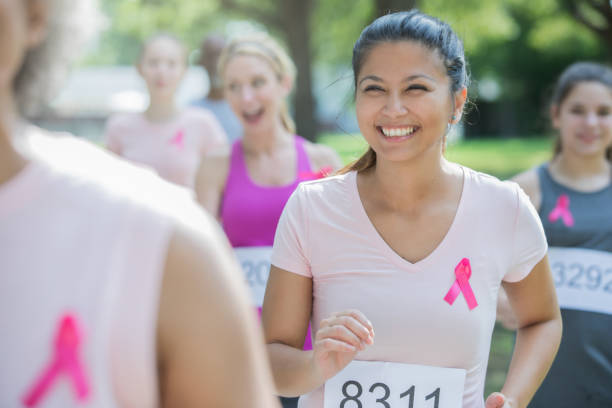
549, 247, 612, 316
234, 246, 272, 307
324, 360, 465, 408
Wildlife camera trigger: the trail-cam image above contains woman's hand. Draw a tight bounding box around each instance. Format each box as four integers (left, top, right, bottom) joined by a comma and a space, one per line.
311, 310, 374, 383
485, 392, 515, 408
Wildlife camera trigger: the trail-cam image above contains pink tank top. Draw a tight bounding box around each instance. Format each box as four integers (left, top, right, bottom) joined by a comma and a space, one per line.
221, 135, 315, 350
220, 135, 313, 247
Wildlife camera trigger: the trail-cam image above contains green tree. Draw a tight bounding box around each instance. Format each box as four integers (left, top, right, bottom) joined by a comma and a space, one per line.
561, 0, 612, 51
421, 0, 609, 137
92, 0, 611, 138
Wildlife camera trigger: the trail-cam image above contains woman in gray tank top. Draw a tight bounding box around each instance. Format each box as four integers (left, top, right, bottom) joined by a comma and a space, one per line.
499, 62, 612, 407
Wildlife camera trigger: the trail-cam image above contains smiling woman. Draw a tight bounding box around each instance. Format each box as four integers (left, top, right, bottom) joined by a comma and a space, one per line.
498, 62, 612, 407
194, 32, 342, 408
263, 10, 562, 408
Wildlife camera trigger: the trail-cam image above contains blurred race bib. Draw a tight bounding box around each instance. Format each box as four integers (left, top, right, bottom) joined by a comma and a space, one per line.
324, 360, 465, 408
549, 247, 612, 315
234, 246, 272, 307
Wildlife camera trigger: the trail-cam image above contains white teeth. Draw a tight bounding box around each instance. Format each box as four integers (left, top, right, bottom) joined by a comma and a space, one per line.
381, 127, 416, 137
244, 108, 263, 116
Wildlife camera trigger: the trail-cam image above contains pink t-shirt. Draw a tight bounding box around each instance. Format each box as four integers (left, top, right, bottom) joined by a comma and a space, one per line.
0, 129, 213, 407
104, 108, 228, 189
271, 169, 547, 408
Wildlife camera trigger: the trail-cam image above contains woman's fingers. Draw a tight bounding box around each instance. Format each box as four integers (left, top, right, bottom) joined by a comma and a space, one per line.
314, 337, 357, 353
485, 392, 509, 408
332, 309, 375, 338
315, 324, 365, 350
317, 310, 375, 351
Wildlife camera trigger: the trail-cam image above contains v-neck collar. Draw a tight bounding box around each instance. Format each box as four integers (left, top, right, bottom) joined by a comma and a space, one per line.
350, 167, 469, 272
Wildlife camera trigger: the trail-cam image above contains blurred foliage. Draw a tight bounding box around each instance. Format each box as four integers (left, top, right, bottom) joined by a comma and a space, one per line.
89, 0, 610, 137
92, 0, 609, 66
312, 0, 374, 66
86, 0, 224, 65
320, 133, 552, 178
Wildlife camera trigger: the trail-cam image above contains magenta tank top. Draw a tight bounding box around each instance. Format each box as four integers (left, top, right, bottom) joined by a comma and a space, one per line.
221, 135, 313, 247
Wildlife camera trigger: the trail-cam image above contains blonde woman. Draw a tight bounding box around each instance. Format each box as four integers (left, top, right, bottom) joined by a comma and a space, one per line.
195, 32, 341, 408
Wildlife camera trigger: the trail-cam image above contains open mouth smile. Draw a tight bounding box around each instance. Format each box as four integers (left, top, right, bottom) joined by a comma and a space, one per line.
243, 108, 265, 124
377, 126, 419, 139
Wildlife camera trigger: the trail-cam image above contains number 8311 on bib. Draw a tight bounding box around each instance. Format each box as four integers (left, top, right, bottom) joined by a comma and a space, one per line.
324, 361, 466, 408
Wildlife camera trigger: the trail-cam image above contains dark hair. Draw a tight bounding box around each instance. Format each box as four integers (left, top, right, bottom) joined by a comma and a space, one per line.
550, 62, 612, 160
341, 10, 470, 174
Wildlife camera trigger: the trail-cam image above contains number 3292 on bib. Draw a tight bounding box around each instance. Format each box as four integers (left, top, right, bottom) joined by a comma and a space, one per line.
324, 360, 465, 408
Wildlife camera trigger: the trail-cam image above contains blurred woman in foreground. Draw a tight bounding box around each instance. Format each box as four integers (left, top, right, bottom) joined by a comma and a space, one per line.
0, 1, 279, 406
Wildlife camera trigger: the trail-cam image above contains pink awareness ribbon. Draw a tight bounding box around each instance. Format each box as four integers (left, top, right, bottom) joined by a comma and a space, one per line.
298, 166, 333, 181
169, 129, 185, 148
548, 194, 574, 227
444, 258, 478, 310
22, 314, 90, 407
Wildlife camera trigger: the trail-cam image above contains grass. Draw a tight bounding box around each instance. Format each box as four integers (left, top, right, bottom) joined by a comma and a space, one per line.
319, 133, 553, 179
319, 133, 552, 396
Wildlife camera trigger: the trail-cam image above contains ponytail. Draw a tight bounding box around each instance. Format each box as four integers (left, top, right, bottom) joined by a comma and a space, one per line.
338, 147, 377, 174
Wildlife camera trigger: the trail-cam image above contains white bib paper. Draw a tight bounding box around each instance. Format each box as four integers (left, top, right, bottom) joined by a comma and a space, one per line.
324, 360, 465, 408
234, 246, 272, 307
549, 247, 612, 316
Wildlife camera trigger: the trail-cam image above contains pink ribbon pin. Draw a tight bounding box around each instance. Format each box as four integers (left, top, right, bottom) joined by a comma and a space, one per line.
22, 313, 90, 407
169, 129, 185, 148
548, 194, 574, 227
444, 258, 478, 310
299, 166, 333, 181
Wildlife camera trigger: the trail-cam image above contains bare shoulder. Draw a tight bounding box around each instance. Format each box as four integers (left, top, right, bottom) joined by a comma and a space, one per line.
194, 145, 232, 215
511, 167, 542, 210
197, 145, 231, 182
203, 143, 232, 163
158, 217, 278, 407
162, 213, 240, 303
303, 140, 342, 170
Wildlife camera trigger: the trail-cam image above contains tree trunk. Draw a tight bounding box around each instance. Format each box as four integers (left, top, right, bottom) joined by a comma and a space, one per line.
375, 0, 418, 17
219, 0, 319, 140
279, 0, 318, 141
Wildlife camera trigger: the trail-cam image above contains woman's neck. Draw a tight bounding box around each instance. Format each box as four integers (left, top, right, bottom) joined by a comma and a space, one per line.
363, 143, 455, 211
552, 151, 610, 179
143, 97, 179, 123
241, 120, 292, 155
549, 151, 611, 191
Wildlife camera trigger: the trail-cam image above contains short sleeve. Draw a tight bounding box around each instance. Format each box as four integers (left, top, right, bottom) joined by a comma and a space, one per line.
195, 110, 228, 155
270, 185, 312, 278
504, 184, 548, 282
103, 116, 123, 155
